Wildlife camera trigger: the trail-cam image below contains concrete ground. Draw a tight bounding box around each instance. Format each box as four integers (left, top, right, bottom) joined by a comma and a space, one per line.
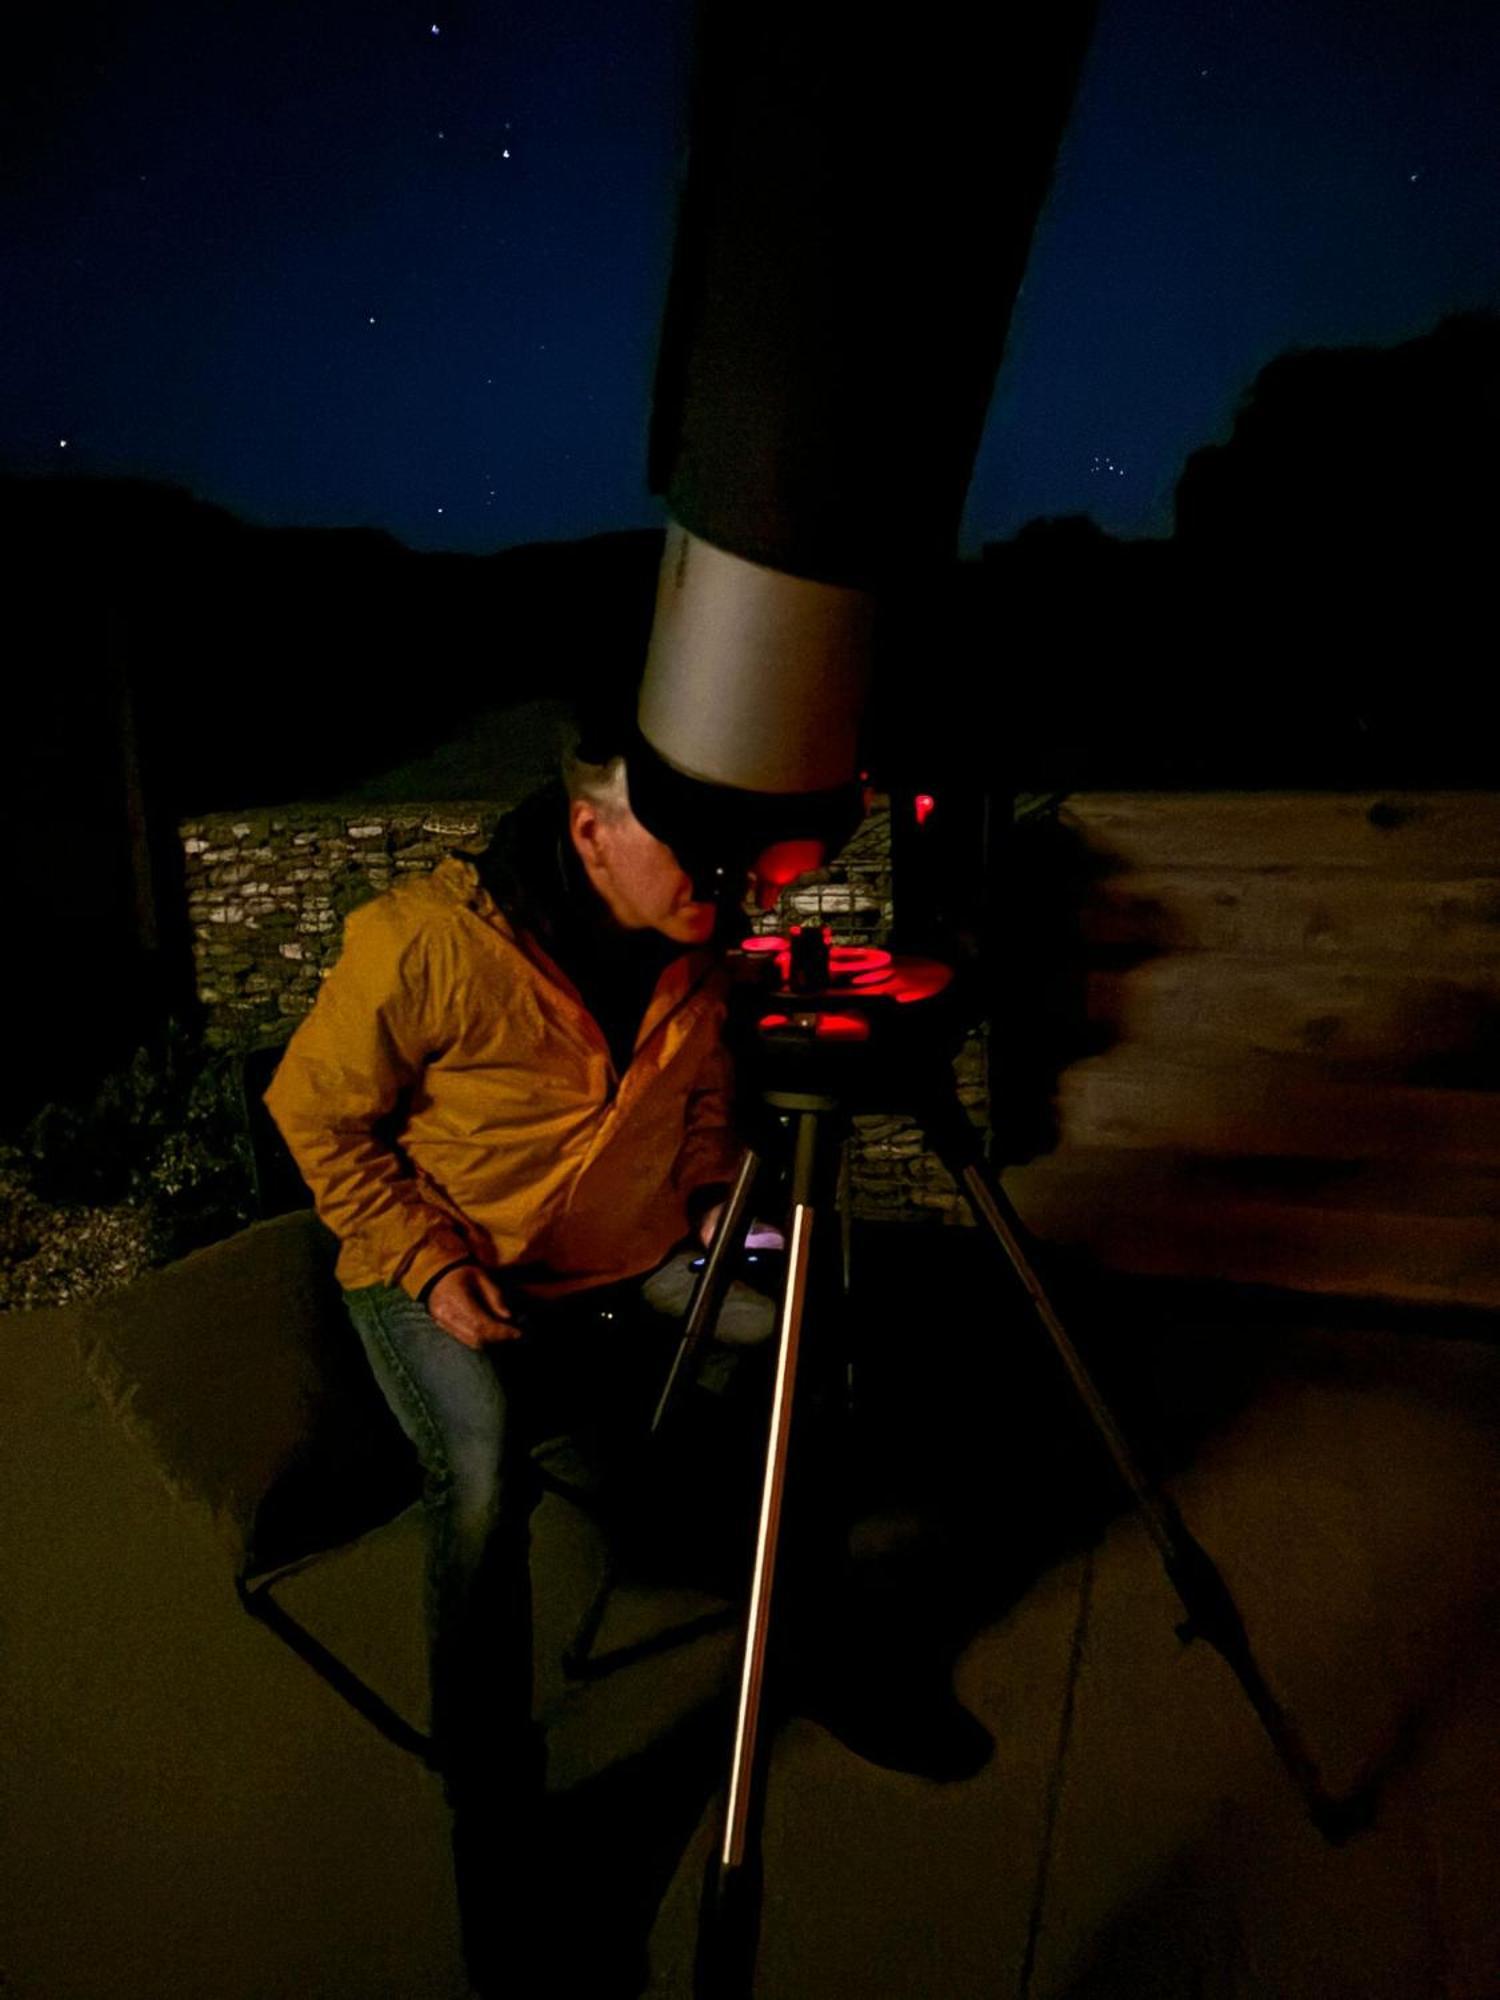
4, 1229, 1499, 2000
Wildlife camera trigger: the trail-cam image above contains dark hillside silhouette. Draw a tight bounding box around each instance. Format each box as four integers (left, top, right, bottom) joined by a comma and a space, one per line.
4, 312, 1494, 1118
1172, 311, 1499, 717
888, 312, 1499, 797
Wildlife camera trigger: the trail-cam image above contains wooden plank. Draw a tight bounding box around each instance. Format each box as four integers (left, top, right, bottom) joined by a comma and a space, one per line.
1085, 956, 1500, 1073
1077, 870, 1500, 964
1004, 1153, 1500, 1309
1054, 1052, 1500, 1166
1008, 1146, 1500, 1221
1058, 793, 1500, 875
984, 789, 1500, 1306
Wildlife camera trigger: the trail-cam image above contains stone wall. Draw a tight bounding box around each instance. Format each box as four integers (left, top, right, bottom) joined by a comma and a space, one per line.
181, 803, 502, 1051
180, 790, 987, 1226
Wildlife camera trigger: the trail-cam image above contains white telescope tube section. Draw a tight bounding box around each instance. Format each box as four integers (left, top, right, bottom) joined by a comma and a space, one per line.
639, 522, 873, 795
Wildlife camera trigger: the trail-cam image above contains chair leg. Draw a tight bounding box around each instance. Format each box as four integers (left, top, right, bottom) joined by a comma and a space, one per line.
561, 1547, 619, 1679
237, 1573, 437, 1767
561, 1546, 739, 1683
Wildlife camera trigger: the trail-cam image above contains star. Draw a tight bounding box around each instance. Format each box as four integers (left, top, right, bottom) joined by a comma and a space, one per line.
58, 438, 68, 449
430, 23, 440, 35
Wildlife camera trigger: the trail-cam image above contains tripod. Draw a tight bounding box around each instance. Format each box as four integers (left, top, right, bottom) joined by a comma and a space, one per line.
655, 945, 1363, 2000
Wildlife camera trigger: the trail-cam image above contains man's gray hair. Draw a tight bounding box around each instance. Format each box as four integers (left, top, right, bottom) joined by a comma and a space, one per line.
561, 741, 631, 822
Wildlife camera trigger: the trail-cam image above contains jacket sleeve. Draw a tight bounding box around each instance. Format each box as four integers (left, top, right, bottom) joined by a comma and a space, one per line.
263, 896, 477, 1300
672, 1017, 744, 1218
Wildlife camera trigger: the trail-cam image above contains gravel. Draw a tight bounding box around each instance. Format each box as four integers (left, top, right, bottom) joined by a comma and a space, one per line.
0, 1158, 167, 1313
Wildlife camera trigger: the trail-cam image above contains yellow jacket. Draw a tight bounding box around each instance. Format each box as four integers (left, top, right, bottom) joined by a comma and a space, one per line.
264, 855, 741, 1303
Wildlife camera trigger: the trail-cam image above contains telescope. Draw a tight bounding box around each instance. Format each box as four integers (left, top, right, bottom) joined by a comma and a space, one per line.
627, 1, 1106, 914
618, 7, 1359, 1997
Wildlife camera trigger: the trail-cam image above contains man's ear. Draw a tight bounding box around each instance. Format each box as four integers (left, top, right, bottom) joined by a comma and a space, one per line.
569, 796, 605, 871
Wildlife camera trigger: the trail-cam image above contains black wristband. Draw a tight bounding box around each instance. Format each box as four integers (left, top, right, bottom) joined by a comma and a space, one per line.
417, 1258, 479, 1307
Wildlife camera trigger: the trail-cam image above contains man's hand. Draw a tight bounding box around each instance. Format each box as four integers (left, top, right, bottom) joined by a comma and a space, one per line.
697, 1204, 786, 1253
426, 1264, 524, 1348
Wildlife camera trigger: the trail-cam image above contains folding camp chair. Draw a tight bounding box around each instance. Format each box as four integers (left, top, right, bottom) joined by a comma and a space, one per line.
72, 1204, 741, 1769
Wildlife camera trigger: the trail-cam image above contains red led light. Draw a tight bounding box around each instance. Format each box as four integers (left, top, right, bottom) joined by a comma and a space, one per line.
756, 1011, 870, 1042
816, 1013, 870, 1041
914, 793, 936, 827
754, 839, 825, 888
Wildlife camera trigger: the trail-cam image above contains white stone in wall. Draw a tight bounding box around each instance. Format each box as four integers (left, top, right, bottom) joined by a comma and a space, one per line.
788, 886, 882, 916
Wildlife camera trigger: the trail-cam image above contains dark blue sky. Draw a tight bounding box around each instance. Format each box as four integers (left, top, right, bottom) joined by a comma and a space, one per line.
4, 0, 1497, 555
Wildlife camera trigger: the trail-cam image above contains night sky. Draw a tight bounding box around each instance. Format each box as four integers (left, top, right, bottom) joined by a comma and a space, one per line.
4, 0, 1497, 556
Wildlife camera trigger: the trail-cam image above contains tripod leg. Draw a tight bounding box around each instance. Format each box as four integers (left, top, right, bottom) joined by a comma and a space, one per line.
917, 1092, 1348, 1836
838, 1137, 856, 1413
653, 1145, 762, 1436
696, 1111, 820, 2000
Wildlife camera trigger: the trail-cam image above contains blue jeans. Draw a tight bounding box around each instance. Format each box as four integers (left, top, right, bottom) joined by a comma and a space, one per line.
344, 1254, 774, 1987
344, 1254, 775, 1774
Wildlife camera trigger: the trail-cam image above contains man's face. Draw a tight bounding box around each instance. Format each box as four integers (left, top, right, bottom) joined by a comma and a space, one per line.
569, 797, 719, 945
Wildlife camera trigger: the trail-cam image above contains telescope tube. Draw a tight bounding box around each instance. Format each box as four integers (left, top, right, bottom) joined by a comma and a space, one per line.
638, 0, 1098, 820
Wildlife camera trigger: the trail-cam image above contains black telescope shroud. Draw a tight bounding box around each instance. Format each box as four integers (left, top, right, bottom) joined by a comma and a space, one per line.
647, 0, 1100, 593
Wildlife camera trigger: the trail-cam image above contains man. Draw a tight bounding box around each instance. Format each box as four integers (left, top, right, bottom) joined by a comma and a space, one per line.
267, 723, 992, 1991
265, 729, 770, 1993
